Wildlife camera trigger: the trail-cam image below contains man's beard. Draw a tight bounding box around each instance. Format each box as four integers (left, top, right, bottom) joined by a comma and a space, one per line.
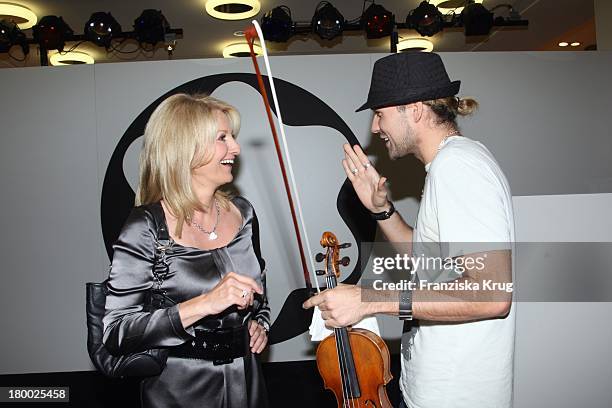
388, 123, 417, 160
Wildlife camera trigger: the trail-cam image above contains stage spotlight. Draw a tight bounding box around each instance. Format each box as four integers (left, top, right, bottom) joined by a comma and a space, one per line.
362, 3, 394, 39
32, 15, 74, 51
0, 19, 28, 54
312, 2, 344, 40
397, 37, 433, 53
205, 0, 260, 21
49, 50, 94, 65
261, 6, 294, 42
0, 2, 38, 29
133, 9, 170, 46
407, 1, 444, 37
461, 2, 493, 36
84, 12, 122, 48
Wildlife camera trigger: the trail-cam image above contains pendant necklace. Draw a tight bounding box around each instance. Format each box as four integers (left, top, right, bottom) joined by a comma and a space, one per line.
191, 200, 220, 241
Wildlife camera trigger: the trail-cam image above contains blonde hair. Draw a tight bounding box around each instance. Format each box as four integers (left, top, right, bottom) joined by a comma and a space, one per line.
136, 93, 240, 237
422, 96, 479, 129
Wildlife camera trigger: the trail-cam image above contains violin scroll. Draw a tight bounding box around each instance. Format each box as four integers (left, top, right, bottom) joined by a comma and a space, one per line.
316, 232, 352, 282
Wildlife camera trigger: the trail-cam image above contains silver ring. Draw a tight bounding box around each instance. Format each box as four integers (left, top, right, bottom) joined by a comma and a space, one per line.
241, 289, 248, 298
351, 168, 358, 174
363, 162, 371, 169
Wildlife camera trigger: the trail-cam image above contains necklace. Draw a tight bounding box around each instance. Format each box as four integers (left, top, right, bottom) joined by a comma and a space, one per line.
191, 200, 220, 241
437, 130, 461, 152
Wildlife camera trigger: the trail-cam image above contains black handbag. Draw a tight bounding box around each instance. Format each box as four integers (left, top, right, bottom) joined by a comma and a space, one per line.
86, 204, 175, 378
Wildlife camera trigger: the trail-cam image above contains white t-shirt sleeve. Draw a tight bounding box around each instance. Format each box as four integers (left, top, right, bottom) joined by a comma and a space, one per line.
430, 152, 511, 255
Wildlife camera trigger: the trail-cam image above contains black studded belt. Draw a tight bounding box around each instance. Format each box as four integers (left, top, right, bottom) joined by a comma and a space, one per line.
168, 325, 249, 365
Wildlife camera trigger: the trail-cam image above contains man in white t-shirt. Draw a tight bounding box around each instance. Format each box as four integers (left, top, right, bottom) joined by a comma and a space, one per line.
304, 52, 515, 408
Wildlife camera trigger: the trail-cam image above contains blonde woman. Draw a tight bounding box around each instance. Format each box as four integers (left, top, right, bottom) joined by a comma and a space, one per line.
103, 94, 270, 408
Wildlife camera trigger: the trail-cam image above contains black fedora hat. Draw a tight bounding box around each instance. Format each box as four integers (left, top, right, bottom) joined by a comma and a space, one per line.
356, 52, 461, 112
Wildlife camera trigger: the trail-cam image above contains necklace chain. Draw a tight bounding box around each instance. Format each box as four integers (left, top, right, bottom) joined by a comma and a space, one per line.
437, 130, 461, 152
191, 200, 220, 240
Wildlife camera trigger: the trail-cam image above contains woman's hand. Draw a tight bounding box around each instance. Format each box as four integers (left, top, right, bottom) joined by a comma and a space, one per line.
200, 272, 263, 316
178, 272, 262, 330
341, 144, 390, 212
249, 320, 268, 354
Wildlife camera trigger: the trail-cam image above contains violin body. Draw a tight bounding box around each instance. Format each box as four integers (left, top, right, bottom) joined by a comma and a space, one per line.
317, 328, 393, 407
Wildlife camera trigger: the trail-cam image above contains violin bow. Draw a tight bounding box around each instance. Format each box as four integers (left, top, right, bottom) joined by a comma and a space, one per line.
244, 21, 319, 293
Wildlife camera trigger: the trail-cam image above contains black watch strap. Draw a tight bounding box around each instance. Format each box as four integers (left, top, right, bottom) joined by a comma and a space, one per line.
370, 202, 395, 221
399, 289, 413, 321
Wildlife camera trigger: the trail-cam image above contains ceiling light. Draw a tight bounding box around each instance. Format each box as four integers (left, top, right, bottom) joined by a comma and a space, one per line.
407, 1, 444, 37
0, 2, 37, 29
429, 0, 484, 15
312, 2, 344, 40
362, 3, 394, 39
222, 42, 261, 58
133, 9, 170, 46
570, 42, 581, 47
461, 2, 493, 36
261, 6, 294, 42
49, 51, 94, 66
84, 12, 122, 48
205, 0, 260, 21
32, 15, 74, 51
0, 18, 28, 54
558, 42, 569, 47
397, 38, 433, 53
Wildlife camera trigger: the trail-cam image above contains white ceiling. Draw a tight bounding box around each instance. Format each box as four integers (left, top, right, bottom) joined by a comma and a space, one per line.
0, 0, 596, 68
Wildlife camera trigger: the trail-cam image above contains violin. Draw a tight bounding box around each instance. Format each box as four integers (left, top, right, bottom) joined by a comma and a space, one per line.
315, 232, 392, 408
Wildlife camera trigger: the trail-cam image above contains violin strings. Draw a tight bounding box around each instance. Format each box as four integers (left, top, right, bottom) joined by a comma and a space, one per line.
339, 328, 358, 408
328, 276, 349, 406
328, 275, 357, 408
334, 328, 350, 407
334, 320, 354, 407
328, 274, 350, 406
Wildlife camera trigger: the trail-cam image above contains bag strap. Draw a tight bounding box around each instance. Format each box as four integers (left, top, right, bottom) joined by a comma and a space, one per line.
147, 202, 173, 291
148, 202, 170, 241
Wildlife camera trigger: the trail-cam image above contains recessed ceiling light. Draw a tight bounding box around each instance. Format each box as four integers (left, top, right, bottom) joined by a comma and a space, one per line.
570, 42, 581, 47
49, 51, 94, 66
205, 0, 260, 21
397, 38, 434, 53
558, 42, 569, 47
429, 0, 483, 14
0, 2, 37, 29
222, 42, 261, 58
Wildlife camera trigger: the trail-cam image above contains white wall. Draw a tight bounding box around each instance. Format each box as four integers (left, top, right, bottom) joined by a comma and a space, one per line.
513, 193, 612, 408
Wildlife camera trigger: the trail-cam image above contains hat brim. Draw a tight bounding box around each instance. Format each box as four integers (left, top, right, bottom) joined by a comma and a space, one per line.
355, 80, 461, 112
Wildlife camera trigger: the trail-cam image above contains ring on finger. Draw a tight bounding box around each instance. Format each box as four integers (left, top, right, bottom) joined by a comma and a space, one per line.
363, 162, 371, 169
351, 168, 358, 174
241, 289, 248, 298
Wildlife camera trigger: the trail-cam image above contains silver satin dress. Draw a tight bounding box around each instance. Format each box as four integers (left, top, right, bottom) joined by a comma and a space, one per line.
103, 197, 270, 408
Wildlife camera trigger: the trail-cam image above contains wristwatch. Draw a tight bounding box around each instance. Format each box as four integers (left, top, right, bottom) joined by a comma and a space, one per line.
257, 318, 270, 334
370, 202, 395, 221
398, 289, 413, 321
